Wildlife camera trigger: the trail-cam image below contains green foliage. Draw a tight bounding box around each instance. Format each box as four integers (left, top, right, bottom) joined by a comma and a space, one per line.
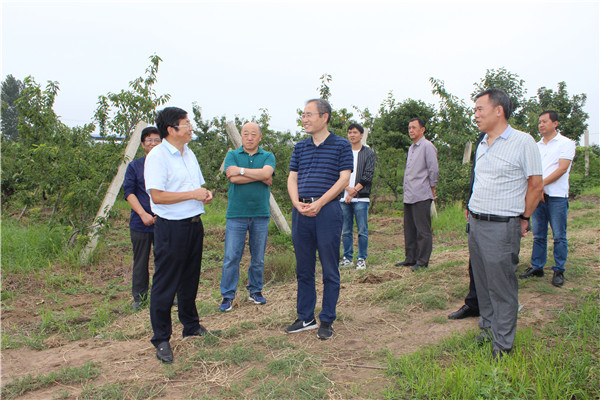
371, 92, 437, 151
570, 146, 600, 196
1, 74, 23, 141
374, 147, 406, 201
93, 54, 171, 139
471, 67, 528, 130
522, 81, 589, 143
1, 56, 171, 236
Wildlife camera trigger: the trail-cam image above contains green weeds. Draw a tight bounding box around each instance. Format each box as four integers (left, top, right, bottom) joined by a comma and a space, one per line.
384, 295, 599, 399
1, 362, 101, 399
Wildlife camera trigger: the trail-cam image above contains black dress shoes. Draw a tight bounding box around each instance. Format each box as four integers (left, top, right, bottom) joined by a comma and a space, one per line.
395, 260, 416, 267
448, 305, 480, 320
519, 267, 544, 279
552, 271, 564, 287
183, 324, 222, 338
156, 341, 173, 364
411, 263, 428, 272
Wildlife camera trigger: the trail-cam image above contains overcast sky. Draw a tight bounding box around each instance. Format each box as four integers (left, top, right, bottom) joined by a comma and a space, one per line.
2, 0, 599, 144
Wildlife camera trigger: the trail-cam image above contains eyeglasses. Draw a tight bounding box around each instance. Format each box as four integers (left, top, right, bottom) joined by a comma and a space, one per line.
144, 138, 162, 144
301, 112, 323, 119
176, 124, 195, 129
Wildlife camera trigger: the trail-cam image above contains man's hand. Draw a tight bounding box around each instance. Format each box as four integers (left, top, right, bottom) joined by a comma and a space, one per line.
141, 212, 156, 226
225, 166, 241, 178
520, 218, 530, 236
302, 200, 324, 217
262, 176, 273, 186
431, 186, 437, 199
191, 188, 212, 202
203, 190, 213, 204
464, 209, 469, 221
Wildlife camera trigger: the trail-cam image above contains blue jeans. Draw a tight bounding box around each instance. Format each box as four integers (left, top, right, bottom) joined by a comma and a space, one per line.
292, 201, 342, 323
531, 196, 569, 273
220, 217, 270, 299
340, 201, 369, 260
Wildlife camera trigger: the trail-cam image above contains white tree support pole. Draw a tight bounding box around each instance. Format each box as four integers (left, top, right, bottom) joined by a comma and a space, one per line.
462, 141, 473, 164
80, 121, 149, 264
584, 130, 589, 176
224, 121, 291, 235
361, 128, 370, 146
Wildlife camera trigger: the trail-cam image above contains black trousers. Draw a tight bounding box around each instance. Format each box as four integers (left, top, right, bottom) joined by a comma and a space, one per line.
150, 216, 204, 347
130, 229, 153, 302
464, 259, 479, 311
403, 199, 433, 265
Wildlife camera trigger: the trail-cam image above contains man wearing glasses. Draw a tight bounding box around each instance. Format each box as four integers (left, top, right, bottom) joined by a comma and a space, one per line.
285, 99, 353, 340
123, 126, 161, 311
145, 107, 215, 363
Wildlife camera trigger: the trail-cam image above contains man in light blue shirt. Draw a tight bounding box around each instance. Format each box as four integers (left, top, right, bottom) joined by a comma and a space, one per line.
144, 107, 215, 364
468, 89, 543, 361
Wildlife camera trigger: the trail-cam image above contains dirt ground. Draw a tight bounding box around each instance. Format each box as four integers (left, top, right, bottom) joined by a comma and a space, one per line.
2, 203, 599, 399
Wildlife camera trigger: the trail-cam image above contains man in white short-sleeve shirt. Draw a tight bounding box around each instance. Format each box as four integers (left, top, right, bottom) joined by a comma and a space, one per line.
519, 110, 576, 287
144, 107, 216, 364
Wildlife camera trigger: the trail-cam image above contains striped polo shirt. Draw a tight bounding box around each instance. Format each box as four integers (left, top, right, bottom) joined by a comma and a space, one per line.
289, 132, 353, 198
468, 125, 542, 217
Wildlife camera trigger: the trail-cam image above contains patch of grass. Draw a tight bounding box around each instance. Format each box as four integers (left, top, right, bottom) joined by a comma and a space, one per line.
79, 382, 164, 400
1, 220, 80, 274
257, 335, 293, 350
1, 361, 101, 399
430, 316, 448, 324
264, 251, 296, 283
384, 295, 599, 400
191, 343, 262, 366
570, 210, 600, 229
432, 201, 467, 236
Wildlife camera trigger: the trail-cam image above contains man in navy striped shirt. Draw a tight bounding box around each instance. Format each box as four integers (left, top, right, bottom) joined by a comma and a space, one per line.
285, 99, 354, 340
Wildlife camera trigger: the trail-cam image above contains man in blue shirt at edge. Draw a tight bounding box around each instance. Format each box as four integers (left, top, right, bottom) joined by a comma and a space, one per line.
218, 122, 275, 312
144, 107, 217, 364
123, 126, 161, 311
285, 99, 354, 340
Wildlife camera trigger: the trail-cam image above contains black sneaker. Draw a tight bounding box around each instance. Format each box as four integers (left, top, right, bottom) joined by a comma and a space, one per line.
317, 321, 333, 340
285, 318, 317, 333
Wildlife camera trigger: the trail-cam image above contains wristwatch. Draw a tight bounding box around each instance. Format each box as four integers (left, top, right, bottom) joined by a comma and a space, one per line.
240, 168, 245, 176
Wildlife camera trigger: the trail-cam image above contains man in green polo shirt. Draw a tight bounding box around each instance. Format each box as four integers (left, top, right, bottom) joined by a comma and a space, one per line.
219, 122, 276, 312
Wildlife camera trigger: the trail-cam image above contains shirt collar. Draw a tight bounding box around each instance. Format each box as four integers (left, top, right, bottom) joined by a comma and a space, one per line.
162, 139, 188, 155
483, 124, 514, 143
236, 145, 264, 155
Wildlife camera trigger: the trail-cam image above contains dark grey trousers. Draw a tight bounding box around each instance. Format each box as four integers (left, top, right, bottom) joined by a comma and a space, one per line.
403, 199, 433, 265
468, 215, 521, 351
130, 229, 153, 302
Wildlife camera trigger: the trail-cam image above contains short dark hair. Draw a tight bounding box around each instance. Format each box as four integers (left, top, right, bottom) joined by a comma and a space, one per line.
155, 107, 188, 139
409, 117, 425, 129
141, 126, 159, 142
540, 110, 559, 122
306, 98, 332, 123
347, 123, 364, 134
475, 88, 512, 120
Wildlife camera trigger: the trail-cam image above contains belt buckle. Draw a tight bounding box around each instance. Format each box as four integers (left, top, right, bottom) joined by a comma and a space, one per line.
191, 216, 201, 223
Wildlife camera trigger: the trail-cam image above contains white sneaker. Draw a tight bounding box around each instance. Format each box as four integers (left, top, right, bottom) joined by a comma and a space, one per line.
339, 258, 353, 268
356, 258, 366, 270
